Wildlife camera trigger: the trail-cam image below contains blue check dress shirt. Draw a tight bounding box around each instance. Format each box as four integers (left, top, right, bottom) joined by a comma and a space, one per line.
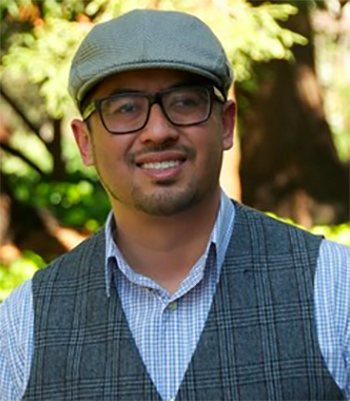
0, 193, 349, 401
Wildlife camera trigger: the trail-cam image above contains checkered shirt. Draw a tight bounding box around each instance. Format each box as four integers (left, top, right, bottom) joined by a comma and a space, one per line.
0, 193, 349, 400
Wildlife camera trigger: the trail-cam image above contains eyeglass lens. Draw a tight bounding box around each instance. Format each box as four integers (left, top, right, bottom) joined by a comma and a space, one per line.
100, 87, 211, 134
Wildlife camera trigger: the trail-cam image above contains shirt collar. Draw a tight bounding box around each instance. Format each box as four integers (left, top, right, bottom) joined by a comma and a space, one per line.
104, 191, 235, 297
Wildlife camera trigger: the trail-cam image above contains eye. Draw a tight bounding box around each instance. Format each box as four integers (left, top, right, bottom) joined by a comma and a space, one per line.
101, 96, 144, 116
166, 88, 208, 111
170, 94, 200, 108
164, 88, 209, 118
117, 102, 139, 114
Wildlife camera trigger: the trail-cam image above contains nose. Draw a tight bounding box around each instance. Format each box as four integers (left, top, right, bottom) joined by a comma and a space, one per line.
138, 104, 180, 144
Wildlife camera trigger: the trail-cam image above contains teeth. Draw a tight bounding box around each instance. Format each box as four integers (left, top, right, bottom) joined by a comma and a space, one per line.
142, 160, 181, 170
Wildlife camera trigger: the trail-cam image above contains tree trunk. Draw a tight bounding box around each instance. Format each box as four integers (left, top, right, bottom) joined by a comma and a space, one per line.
239, 2, 349, 226
49, 118, 66, 181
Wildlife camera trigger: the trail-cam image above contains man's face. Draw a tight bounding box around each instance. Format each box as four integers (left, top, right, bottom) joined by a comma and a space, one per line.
72, 69, 235, 217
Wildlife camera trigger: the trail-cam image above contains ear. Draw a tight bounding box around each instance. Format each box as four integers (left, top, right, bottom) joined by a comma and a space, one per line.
71, 119, 95, 166
221, 100, 236, 151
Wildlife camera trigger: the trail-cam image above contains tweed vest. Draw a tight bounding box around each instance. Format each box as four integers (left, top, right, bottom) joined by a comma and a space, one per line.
23, 202, 343, 400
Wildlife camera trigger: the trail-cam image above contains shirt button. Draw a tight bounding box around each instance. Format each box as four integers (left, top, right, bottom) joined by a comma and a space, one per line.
167, 302, 177, 311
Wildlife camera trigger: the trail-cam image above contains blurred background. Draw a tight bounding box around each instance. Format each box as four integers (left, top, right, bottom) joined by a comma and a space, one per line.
0, 0, 349, 301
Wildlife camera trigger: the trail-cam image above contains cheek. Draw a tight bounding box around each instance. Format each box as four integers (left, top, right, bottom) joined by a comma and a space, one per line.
202, 121, 227, 155
94, 142, 121, 172
90, 118, 129, 161
92, 134, 134, 179
193, 131, 224, 177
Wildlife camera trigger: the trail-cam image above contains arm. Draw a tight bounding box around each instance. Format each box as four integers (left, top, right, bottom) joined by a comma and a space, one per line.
315, 239, 350, 400
0, 281, 34, 401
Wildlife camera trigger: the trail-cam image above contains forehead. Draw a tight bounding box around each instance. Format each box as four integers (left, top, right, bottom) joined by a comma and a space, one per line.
91, 68, 212, 99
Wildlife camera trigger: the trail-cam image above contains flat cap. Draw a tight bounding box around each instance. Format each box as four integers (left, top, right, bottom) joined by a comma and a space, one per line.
69, 9, 233, 107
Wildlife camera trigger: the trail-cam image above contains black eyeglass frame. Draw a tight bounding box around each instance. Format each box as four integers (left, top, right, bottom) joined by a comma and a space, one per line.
82, 85, 226, 135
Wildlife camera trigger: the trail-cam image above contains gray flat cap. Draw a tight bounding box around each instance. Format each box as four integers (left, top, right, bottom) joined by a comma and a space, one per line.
69, 9, 233, 107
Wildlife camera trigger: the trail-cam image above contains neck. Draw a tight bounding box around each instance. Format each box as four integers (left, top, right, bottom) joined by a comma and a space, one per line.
111, 189, 221, 293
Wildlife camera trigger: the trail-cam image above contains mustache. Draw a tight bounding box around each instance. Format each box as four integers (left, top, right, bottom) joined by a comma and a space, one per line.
128, 143, 196, 163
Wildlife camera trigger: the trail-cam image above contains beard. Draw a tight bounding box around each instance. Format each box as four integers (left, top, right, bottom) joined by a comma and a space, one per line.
94, 141, 221, 217
99, 169, 204, 216
130, 177, 200, 216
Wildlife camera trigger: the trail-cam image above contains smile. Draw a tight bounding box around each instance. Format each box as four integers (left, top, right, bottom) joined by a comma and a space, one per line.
141, 160, 181, 170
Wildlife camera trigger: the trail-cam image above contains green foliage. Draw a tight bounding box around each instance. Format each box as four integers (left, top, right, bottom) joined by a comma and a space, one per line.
6, 172, 110, 230
267, 212, 350, 246
0, 0, 108, 22
1, 18, 87, 118
0, 0, 312, 232
0, 251, 45, 302
199, 1, 307, 81
2, 1, 347, 304
0, 0, 309, 188
311, 224, 350, 247
1, 0, 307, 120
34, 179, 110, 229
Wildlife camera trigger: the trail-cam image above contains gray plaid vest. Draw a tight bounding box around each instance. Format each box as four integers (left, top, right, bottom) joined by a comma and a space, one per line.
23, 202, 343, 400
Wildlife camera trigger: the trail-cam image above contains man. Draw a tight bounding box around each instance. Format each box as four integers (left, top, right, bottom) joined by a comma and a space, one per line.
0, 9, 349, 401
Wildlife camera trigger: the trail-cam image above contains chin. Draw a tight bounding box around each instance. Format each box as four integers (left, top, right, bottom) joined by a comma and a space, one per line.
131, 186, 200, 216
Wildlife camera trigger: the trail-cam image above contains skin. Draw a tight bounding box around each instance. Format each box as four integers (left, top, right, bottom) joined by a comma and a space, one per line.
71, 68, 235, 292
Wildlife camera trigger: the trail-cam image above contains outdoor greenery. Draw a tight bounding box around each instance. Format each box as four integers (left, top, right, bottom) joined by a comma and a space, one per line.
1, 0, 310, 231
0, 251, 45, 302
0, 0, 349, 302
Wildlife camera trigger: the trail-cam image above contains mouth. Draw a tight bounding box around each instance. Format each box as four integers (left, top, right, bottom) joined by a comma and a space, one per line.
134, 151, 187, 181
141, 160, 182, 170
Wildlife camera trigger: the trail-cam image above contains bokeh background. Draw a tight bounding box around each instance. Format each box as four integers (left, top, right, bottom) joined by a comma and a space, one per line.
0, 0, 349, 301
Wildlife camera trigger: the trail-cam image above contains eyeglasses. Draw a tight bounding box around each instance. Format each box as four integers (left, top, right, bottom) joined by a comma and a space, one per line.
82, 85, 225, 135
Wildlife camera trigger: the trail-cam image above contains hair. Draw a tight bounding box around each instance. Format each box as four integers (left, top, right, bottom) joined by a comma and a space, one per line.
78, 87, 97, 132
79, 88, 94, 117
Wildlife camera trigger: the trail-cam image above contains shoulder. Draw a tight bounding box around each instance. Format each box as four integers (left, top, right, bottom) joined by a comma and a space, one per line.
232, 201, 322, 251
0, 280, 33, 400
234, 202, 313, 234
316, 238, 350, 306
318, 238, 350, 265
0, 279, 33, 331
316, 239, 350, 302
315, 239, 350, 393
